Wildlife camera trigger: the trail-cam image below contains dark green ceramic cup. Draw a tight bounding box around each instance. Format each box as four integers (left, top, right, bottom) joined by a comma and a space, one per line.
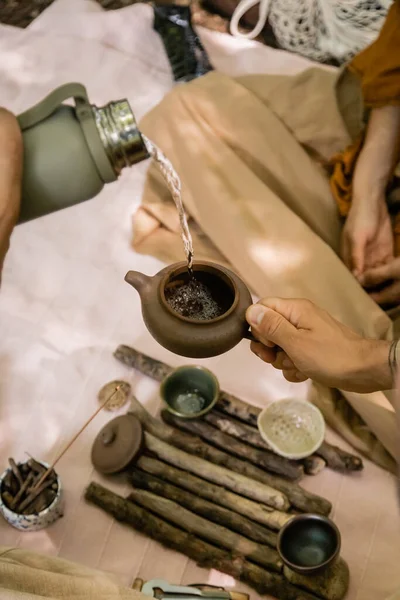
277, 514, 341, 575
160, 365, 220, 419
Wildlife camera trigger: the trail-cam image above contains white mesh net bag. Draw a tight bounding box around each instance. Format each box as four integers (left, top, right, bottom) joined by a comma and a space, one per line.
230, 0, 393, 63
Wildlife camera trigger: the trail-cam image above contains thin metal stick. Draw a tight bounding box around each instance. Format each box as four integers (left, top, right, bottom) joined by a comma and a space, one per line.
31, 385, 121, 491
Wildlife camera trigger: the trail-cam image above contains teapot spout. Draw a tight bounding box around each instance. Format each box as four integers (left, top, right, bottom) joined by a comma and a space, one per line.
125, 271, 151, 296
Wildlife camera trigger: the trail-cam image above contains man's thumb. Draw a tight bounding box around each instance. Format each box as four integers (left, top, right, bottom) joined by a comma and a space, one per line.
246, 304, 296, 347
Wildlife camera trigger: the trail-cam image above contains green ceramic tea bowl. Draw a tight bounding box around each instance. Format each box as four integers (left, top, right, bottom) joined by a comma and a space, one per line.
160, 365, 220, 419
277, 514, 341, 575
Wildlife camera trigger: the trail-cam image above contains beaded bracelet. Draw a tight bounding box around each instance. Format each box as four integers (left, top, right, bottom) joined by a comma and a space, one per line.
388, 339, 399, 381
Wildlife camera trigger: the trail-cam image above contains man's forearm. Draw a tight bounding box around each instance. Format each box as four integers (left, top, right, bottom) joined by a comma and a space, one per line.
0, 109, 22, 277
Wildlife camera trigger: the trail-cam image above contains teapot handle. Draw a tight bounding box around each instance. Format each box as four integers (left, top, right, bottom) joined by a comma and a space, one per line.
18, 83, 90, 130
244, 330, 258, 343
244, 330, 282, 352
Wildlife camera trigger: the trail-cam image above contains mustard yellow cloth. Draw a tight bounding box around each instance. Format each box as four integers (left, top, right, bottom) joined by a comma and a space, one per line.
350, 0, 400, 110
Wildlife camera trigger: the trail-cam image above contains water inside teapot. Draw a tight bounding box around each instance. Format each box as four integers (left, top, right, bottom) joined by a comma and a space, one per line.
165, 270, 235, 321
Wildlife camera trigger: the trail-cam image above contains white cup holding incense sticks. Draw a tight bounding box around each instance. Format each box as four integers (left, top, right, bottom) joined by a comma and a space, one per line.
0, 461, 64, 531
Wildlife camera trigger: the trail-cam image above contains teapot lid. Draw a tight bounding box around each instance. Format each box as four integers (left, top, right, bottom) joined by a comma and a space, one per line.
91, 414, 142, 474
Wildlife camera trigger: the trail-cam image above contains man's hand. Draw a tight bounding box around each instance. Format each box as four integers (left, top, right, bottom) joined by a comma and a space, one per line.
0, 108, 22, 279
246, 298, 392, 393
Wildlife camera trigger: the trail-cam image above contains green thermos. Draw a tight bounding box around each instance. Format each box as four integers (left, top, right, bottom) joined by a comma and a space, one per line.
17, 82, 149, 222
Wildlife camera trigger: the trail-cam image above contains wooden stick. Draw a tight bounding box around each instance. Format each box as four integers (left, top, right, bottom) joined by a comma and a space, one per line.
9, 471, 35, 510
26, 457, 47, 475
136, 456, 291, 530
204, 410, 272, 449
128, 395, 331, 515
85, 482, 320, 600
127, 487, 282, 572
284, 560, 350, 600
114, 345, 172, 381
216, 391, 260, 426
8, 458, 23, 487
316, 441, 363, 472
18, 477, 56, 513
3, 469, 18, 496
144, 432, 289, 510
32, 385, 121, 491
130, 468, 278, 545
1, 491, 14, 509
161, 410, 303, 480
303, 455, 326, 476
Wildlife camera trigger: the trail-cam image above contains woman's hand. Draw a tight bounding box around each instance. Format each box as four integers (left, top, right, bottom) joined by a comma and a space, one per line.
246, 298, 392, 393
0, 108, 22, 279
341, 105, 400, 278
362, 258, 400, 306
341, 194, 393, 277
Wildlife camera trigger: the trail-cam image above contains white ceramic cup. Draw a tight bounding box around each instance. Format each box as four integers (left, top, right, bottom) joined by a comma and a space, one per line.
257, 399, 325, 460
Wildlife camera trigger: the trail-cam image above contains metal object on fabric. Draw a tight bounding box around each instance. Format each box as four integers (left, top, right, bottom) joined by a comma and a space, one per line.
141, 580, 242, 600
98, 380, 131, 412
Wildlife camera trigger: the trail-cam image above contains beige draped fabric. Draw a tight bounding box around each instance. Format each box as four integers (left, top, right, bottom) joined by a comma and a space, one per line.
133, 67, 397, 462
0, 546, 144, 599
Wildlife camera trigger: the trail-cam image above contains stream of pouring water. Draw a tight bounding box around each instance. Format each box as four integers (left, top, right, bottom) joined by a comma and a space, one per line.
142, 135, 225, 321
143, 135, 194, 272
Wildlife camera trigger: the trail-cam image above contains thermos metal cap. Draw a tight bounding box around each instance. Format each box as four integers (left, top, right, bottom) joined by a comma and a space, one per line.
92, 100, 149, 175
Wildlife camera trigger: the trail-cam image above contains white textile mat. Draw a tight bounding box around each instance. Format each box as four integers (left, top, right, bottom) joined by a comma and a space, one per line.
0, 1, 398, 598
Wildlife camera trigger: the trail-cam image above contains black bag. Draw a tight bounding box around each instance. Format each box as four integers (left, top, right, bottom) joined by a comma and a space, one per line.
153, 3, 214, 83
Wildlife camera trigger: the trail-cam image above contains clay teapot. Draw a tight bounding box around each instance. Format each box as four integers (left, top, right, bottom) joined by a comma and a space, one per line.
125, 261, 254, 358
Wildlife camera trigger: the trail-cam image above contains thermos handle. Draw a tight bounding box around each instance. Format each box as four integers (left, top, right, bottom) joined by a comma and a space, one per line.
18, 83, 90, 130
17, 82, 117, 183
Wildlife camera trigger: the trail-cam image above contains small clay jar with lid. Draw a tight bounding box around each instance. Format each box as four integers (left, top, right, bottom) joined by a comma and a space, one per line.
91, 414, 143, 475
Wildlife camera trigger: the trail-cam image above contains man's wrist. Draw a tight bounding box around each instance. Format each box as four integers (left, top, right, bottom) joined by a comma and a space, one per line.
358, 339, 393, 392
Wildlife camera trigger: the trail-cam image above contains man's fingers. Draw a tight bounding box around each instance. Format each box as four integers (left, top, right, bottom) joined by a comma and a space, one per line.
273, 351, 295, 371
369, 281, 400, 306
250, 341, 277, 364
250, 297, 315, 329
0, 109, 22, 280
0, 108, 22, 213
283, 369, 308, 383
246, 302, 298, 348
